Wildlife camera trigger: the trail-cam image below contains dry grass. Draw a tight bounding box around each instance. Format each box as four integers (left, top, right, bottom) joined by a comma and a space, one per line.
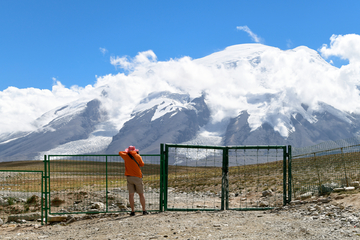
1, 151, 359, 221
292, 152, 360, 183
0, 160, 44, 171
1, 151, 360, 198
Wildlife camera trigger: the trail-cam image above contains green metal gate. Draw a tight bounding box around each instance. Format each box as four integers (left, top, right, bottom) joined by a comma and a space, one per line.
162, 144, 291, 211
227, 146, 289, 210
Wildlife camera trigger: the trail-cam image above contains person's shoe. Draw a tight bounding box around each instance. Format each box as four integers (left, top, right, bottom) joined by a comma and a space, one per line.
130, 212, 135, 216
143, 211, 149, 215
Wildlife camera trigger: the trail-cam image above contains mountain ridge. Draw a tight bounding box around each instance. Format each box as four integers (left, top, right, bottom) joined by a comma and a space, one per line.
0, 43, 360, 160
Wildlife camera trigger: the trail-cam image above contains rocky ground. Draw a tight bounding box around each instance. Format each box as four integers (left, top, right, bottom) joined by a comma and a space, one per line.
1, 193, 360, 240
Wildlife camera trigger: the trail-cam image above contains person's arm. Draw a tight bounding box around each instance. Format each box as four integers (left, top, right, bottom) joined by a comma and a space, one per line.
133, 152, 144, 167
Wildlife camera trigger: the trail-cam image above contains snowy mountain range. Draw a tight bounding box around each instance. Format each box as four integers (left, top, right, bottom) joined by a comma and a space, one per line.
1, 43, 360, 161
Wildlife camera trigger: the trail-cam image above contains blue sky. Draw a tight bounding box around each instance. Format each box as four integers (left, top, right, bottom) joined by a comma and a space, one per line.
1, 0, 359, 91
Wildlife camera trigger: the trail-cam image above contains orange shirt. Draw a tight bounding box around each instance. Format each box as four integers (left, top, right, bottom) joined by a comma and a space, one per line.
119, 150, 144, 178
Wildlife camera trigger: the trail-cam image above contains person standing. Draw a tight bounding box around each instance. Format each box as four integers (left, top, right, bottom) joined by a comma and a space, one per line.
119, 145, 149, 216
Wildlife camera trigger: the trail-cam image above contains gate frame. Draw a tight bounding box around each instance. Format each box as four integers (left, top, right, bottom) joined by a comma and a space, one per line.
162, 144, 292, 211
227, 145, 290, 210
163, 144, 226, 211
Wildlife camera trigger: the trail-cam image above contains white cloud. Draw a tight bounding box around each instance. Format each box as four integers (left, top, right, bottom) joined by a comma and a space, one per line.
99, 47, 108, 55
0, 81, 96, 134
286, 39, 293, 49
236, 26, 263, 43
319, 34, 360, 63
100, 43, 360, 136
110, 50, 157, 71
110, 56, 131, 70
1, 37, 360, 138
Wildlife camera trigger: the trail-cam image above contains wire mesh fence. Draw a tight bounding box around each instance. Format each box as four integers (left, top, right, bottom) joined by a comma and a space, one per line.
165, 145, 224, 211
0, 143, 292, 221
47, 154, 161, 215
227, 147, 286, 210
292, 136, 360, 199
164, 145, 288, 211
0, 170, 43, 223
293, 136, 360, 157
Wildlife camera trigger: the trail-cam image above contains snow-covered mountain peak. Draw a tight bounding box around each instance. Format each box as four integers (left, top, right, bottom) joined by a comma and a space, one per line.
193, 43, 359, 139
33, 99, 91, 130
194, 43, 275, 68
133, 91, 195, 121
2, 41, 360, 160
139, 91, 190, 105
194, 43, 333, 72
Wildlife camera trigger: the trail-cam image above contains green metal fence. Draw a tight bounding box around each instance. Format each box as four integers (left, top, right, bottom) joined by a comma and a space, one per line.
45, 154, 161, 220
0, 170, 44, 224
292, 137, 360, 199
0, 143, 294, 223
227, 146, 288, 210
164, 145, 224, 211
163, 144, 290, 211
3, 139, 360, 224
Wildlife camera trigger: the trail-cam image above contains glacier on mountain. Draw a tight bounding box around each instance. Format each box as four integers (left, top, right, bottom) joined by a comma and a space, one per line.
1, 42, 360, 160
133, 91, 195, 121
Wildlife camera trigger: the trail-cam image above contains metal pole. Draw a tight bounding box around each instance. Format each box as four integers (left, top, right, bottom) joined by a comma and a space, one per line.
41, 170, 44, 225
164, 144, 169, 211
283, 147, 287, 206
106, 155, 108, 213
287, 145, 292, 204
221, 147, 229, 210
341, 148, 349, 187
160, 143, 164, 212
43, 155, 48, 225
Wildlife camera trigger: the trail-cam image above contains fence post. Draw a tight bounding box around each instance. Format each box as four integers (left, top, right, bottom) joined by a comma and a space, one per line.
221, 147, 229, 210
313, 152, 323, 190
282, 146, 287, 205
163, 144, 169, 211
43, 155, 48, 225
105, 155, 108, 212
341, 148, 349, 187
287, 145, 292, 204
160, 143, 164, 212
41, 171, 44, 225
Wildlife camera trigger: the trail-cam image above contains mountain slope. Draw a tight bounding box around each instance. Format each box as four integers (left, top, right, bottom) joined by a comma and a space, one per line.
0, 99, 105, 161
224, 103, 360, 147
1, 43, 360, 161
106, 92, 210, 154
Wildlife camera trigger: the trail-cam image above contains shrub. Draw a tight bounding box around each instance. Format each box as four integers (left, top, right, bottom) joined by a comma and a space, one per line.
51, 197, 65, 207
24, 204, 30, 212
26, 195, 39, 204
7, 197, 15, 206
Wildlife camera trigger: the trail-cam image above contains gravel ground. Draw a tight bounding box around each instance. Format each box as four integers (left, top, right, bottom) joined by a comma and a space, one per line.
1, 193, 360, 240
